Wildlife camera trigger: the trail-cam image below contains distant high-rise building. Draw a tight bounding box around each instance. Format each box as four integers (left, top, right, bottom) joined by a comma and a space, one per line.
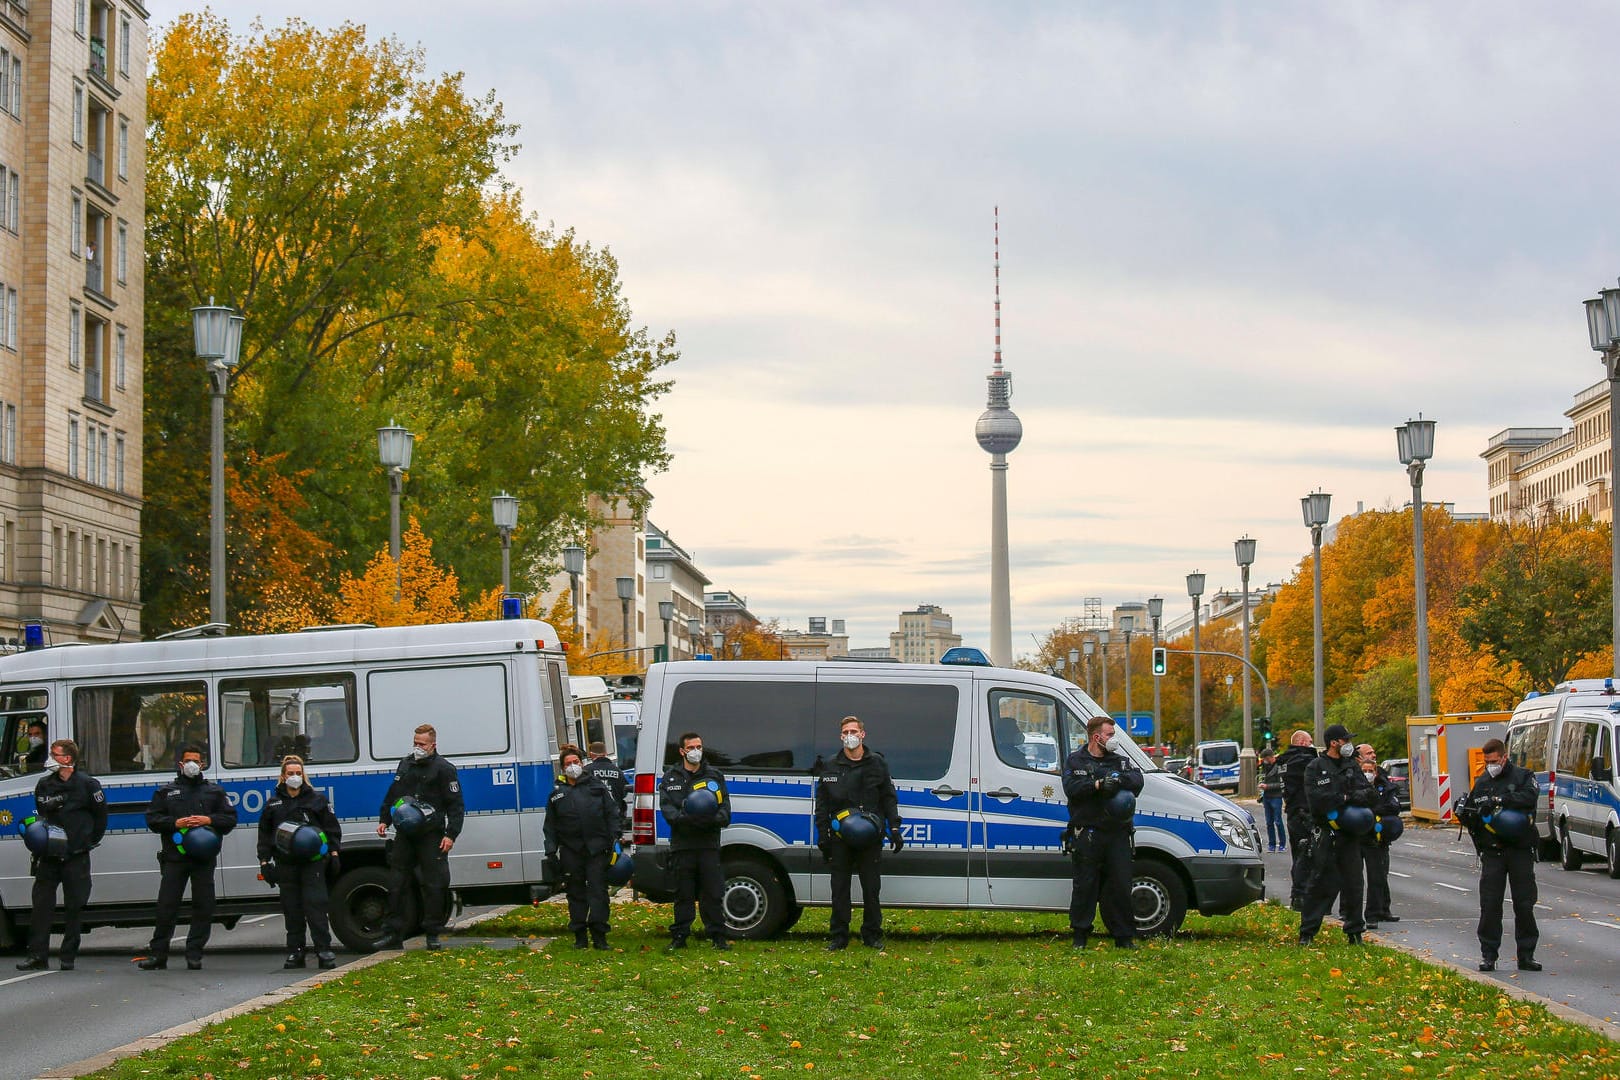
975, 208, 1020, 666
889, 604, 962, 664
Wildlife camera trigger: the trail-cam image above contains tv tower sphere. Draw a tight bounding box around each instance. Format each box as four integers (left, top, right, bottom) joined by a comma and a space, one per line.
976, 391, 1023, 455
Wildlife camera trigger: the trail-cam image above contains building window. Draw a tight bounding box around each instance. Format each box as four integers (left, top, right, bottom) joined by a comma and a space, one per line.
3, 403, 13, 464
72, 82, 84, 146
6, 168, 16, 232
69, 304, 82, 368
116, 221, 126, 283
74, 0, 87, 37
71, 193, 82, 255
0, 49, 8, 118
119, 13, 131, 75
116, 116, 128, 178
68, 414, 80, 478
115, 325, 125, 388
115, 432, 124, 491
6, 288, 15, 350
11, 57, 20, 118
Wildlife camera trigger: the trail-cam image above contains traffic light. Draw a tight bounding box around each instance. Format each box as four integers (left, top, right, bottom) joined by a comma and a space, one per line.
1260, 716, 1274, 746
1151, 647, 1167, 676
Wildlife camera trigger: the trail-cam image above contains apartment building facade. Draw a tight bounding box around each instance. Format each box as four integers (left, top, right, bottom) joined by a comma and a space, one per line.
1483, 380, 1611, 523
889, 603, 961, 663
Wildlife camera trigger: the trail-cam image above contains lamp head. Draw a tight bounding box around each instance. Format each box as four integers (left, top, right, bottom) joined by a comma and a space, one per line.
1301, 490, 1332, 529
1067, 647, 1079, 665
1586, 295, 1612, 352
491, 492, 519, 531
377, 421, 414, 470
1146, 595, 1163, 621
190, 301, 235, 362
687, 617, 703, 638
1186, 571, 1205, 600
1234, 536, 1256, 569
658, 600, 675, 622
561, 545, 585, 576
615, 575, 635, 602
1119, 615, 1134, 633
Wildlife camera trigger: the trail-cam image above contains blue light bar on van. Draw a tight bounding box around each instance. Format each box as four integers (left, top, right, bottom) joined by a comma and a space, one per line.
22, 622, 43, 650
500, 595, 524, 620
940, 646, 991, 666
1607, 678, 1615, 695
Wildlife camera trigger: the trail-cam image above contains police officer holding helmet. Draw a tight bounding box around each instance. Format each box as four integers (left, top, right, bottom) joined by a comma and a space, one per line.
376, 723, 464, 950
16, 739, 105, 971
815, 716, 902, 951
1454, 737, 1540, 972
658, 731, 733, 950
1063, 715, 1145, 949
140, 743, 237, 970
544, 744, 622, 950
258, 755, 343, 969
1298, 724, 1375, 947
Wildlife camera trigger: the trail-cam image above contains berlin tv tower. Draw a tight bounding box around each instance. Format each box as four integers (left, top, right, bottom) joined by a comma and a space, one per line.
975, 207, 1022, 667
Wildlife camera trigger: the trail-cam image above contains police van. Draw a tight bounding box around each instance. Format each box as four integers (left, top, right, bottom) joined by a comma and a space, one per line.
1192, 740, 1241, 792
631, 657, 1265, 938
0, 620, 578, 952
1508, 680, 1620, 877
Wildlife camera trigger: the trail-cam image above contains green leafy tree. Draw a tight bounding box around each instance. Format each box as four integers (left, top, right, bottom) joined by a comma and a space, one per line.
1324, 657, 1416, 761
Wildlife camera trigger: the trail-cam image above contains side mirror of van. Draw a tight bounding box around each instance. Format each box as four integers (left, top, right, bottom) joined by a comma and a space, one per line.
1593, 758, 1613, 784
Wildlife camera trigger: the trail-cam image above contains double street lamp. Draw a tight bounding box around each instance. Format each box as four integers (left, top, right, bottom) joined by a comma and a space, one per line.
1082, 637, 1095, 697
377, 421, 415, 602
491, 492, 519, 595
1584, 281, 1620, 678
616, 576, 635, 649
687, 617, 703, 659
658, 600, 676, 662
1119, 615, 1135, 730
1067, 647, 1079, 687
1187, 571, 1205, 748
1234, 537, 1256, 751
191, 300, 245, 627
1302, 490, 1333, 746
1097, 628, 1111, 714
561, 545, 586, 641
1147, 595, 1164, 752
1396, 418, 1437, 716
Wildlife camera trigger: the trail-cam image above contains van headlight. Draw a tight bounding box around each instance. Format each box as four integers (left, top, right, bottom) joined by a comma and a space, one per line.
1205, 810, 1259, 852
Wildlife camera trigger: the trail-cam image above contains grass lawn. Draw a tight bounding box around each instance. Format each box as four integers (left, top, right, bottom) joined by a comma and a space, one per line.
96, 900, 1616, 1079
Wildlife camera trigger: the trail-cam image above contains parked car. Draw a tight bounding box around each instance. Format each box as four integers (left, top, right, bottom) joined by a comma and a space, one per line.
1163, 756, 1189, 778
1380, 758, 1411, 810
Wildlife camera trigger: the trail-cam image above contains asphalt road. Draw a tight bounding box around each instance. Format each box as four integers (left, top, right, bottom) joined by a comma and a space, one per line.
2, 905, 499, 1080
1261, 818, 1620, 1026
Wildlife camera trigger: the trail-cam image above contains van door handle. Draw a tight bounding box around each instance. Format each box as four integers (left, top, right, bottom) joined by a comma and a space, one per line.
931, 784, 965, 798
984, 787, 1021, 801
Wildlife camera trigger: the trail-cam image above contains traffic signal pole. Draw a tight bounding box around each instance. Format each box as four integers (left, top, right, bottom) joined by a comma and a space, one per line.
1152, 646, 1272, 798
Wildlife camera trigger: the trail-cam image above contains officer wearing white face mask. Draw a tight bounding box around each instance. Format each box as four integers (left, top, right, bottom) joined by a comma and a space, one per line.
543, 745, 621, 950
22, 720, 48, 772
1455, 738, 1540, 972
814, 716, 902, 951
140, 743, 237, 970
375, 724, 463, 950
258, 755, 343, 969
658, 731, 732, 950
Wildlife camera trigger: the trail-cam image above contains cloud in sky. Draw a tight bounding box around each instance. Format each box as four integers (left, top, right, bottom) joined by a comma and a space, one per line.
194, 1, 1620, 651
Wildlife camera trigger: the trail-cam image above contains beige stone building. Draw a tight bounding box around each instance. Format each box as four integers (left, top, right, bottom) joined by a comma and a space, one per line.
1483, 380, 1612, 523
645, 522, 709, 661
780, 617, 849, 661
889, 604, 961, 663
0, 0, 146, 644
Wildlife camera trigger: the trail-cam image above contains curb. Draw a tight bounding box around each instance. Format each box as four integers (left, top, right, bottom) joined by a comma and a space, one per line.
37, 905, 520, 1079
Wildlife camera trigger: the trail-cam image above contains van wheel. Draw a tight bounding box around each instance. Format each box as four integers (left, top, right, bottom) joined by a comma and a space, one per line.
331, 865, 417, 952
1559, 824, 1584, 871
1606, 830, 1620, 880
1130, 860, 1188, 937
721, 857, 788, 939
779, 902, 805, 932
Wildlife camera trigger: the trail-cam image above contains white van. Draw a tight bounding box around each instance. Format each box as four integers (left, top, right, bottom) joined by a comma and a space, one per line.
1534, 681, 1620, 877
0, 620, 576, 952
1193, 740, 1241, 792
631, 658, 1265, 938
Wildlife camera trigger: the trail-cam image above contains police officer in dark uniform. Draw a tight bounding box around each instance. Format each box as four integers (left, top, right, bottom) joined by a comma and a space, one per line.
16, 739, 105, 971
658, 731, 733, 950
140, 743, 238, 970
585, 740, 628, 824
1454, 737, 1540, 972
814, 715, 902, 952
1276, 729, 1318, 910
258, 755, 343, 969
375, 723, 464, 950
1298, 724, 1375, 947
1063, 715, 1145, 949
22, 720, 48, 772
1356, 744, 1401, 929
544, 744, 622, 950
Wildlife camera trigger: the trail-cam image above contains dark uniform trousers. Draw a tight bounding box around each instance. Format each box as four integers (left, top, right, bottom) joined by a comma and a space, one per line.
1069, 827, 1134, 940
387, 832, 451, 936
150, 859, 217, 962
278, 861, 333, 952
1361, 843, 1392, 922
670, 848, 727, 942
828, 843, 884, 945
1479, 847, 1538, 963
558, 846, 610, 935
1286, 811, 1314, 908
1299, 831, 1365, 939
29, 853, 92, 963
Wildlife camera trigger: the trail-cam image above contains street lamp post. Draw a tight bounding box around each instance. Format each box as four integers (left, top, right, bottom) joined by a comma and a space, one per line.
562, 545, 586, 642
376, 421, 414, 603
686, 617, 703, 660
1187, 572, 1205, 748
1067, 648, 1080, 687
658, 599, 675, 663
1586, 285, 1620, 677
1097, 628, 1111, 715
615, 576, 635, 650
1119, 615, 1134, 731
491, 492, 519, 595
1234, 537, 1259, 797
711, 630, 725, 660
1302, 491, 1333, 746
191, 300, 244, 627
1397, 418, 1437, 716
1082, 637, 1095, 697
731, 640, 743, 659
1147, 596, 1164, 753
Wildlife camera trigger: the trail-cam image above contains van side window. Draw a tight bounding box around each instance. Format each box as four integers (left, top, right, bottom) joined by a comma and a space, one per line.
1555, 720, 1597, 779
0, 689, 47, 777
1593, 725, 1614, 783
815, 682, 960, 781
1507, 719, 1550, 773
666, 680, 814, 772
369, 664, 510, 758
73, 682, 208, 774
219, 674, 357, 768
545, 661, 571, 754
987, 689, 1062, 773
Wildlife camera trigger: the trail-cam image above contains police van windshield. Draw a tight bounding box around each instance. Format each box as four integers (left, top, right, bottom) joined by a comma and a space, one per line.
1060, 686, 1155, 772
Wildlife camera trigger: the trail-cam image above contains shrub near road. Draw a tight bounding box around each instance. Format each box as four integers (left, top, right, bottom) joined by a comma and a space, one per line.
98, 902, 1614, 1080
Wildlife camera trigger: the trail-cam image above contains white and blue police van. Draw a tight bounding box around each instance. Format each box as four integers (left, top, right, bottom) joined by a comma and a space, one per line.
0, 620, 581, 952
631, 653, 1265, 939
1509, 679, 1620, 877
1192, 740, 1241, 792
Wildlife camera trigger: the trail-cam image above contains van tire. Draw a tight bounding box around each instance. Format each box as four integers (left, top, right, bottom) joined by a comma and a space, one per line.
331, 865, 416, 952
720, 857, 788, 940
1606, 829, 1619, 880
1559, 824, 1584, 871
1130, 860, 1187, 937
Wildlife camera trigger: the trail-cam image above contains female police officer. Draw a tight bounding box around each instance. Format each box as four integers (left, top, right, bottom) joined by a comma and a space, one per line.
258, 755, 342, 969
543, 744, 621, 950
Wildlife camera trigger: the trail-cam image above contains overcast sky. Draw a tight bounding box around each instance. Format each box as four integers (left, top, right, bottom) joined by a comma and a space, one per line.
187, 2, 1620, 655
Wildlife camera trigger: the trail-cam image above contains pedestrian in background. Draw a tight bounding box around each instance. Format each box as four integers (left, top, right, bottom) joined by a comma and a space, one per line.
1455, 738, 1540, 972
258, 755, 342, 970
815, 716, 902, 951
544, 744, 621, 950
1258, 748, 1286, 852
16, 739, 105, 971
658, 731, 732, 950
1276, 729, 1318, 910
1063, 715, 1145, 949
140, 744, 237, 971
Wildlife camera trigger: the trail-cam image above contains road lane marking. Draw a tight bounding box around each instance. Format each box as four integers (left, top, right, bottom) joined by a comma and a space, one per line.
0, 969, 56, 988
1389, 871, 1412, 878
241, 915, 278, 925
1434, 882, 1469, 892
1588, 920, 1620, 930
1447, 849, 1475, 856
